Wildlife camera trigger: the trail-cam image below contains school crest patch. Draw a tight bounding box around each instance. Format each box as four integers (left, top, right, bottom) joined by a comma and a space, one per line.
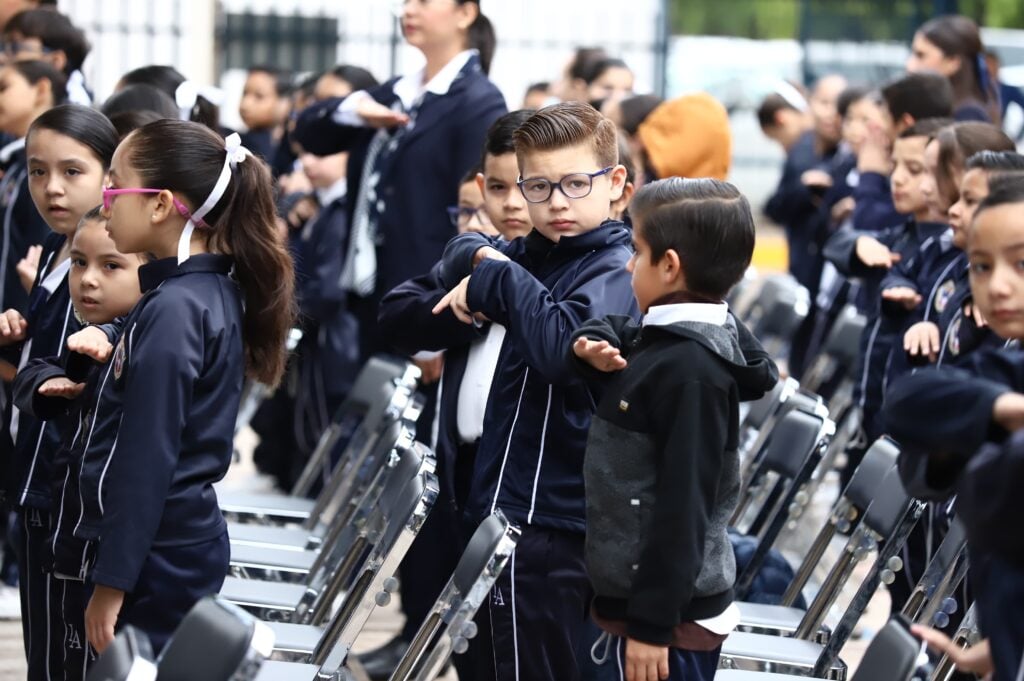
113, 336, 126, 380
934, 279, 957, 315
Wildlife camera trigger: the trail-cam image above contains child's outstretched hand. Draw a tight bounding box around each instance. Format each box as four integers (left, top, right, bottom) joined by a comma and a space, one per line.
855, 236, 900, 269
0, 308, 27, 345
38, 377, 86, 399
67, 326, 113, 362
625, 637, 669, 681
904, 321, 941, 362
16, 244, 41, 293
472, 245, 510, 268
85, 585, 125, 654
882, 286, 923, 310
356, 97, 410, 129
573, 337, 627, 372
912, 625, 992, 678
964, 301, 987, 328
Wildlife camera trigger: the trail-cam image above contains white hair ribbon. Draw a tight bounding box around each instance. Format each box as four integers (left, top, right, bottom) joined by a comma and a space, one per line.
174, 80, 226, 122
176, 132, 251, 265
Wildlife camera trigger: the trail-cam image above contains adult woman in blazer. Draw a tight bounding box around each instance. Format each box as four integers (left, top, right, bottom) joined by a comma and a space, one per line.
293, 0, 507, 360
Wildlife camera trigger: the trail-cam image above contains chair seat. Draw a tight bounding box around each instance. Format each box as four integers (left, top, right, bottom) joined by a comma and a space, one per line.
219, 492, 315, 520
228, 522, 320, 551
737, 602, 807, 635
253, 660, 320, 681
266, 621, 323, 656
229, 544, 317, 575
722, 631, 824, 667
219, 576, 305, 612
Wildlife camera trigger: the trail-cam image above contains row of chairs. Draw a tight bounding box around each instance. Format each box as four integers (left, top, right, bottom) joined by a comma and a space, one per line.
718, 353, 972, 680
89, 356, 521, 681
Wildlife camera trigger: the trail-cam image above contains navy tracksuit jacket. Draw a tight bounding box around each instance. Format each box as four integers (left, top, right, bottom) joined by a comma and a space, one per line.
437, 222, 641, 533
886, 350, 1024, 681
0, 142, 51, 315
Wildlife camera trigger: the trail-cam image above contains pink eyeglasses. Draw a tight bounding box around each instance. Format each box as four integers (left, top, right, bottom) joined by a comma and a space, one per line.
101, 188, 207, 227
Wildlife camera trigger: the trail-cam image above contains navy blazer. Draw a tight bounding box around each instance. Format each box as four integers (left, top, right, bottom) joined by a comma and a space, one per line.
293, 54, 507, 304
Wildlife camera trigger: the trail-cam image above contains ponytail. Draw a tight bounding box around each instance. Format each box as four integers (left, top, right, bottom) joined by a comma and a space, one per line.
126, 119, 295, 386
459, 1, 496, 75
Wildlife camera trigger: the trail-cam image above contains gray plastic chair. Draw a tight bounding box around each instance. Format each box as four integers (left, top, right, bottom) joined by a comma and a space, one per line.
719, 467, 925, 679
743, 275, 812, 358
735, 437, 900, 641
250, 512, 520, 681
731, 408, 836, 599
219, 358, 422, 529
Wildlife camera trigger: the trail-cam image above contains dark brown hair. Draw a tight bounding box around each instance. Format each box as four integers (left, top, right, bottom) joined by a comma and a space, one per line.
631, 177, 754, 299
457, 0, 496, 75
124, 120, 296, 385
513, 101, 619, 170
5, 9, 89, 73
10, 59, 66, 105
934, 122, 1015, 207
917, 15, 998, 122
882, 72, 954, 125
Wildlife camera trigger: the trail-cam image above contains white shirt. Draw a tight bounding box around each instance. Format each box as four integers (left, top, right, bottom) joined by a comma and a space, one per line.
334, 49, 478, 126
642, 302, 729, 328
456, 323, 506, 443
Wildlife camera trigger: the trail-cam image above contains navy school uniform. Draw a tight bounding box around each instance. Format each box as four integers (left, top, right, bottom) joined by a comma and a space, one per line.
64, 255, 242, 654
292, 52, 506, 356
850, 170, 905, 233
886, 350, 1024, 680
433, 223, 640, 681
763, 131, 829, 298
0, 139, 52, 315
823, 219, 948, 441
1, 233, 80, 681
378, 261, 486, 646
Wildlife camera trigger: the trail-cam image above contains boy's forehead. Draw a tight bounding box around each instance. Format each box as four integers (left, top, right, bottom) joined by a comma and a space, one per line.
518, 143, 601, 178
483, 151, 518, 178
893, 136, 927, 155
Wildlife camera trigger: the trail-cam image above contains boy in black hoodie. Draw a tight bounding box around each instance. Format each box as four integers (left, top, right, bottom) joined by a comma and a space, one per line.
572, 177, 778, 681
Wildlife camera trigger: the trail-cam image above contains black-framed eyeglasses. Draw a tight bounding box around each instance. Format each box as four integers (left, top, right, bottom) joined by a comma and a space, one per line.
517, 167, 613, 204
446, 205, 489, 228
0, 41, 54, 58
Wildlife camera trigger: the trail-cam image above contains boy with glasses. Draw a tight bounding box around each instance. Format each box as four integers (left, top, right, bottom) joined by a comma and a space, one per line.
431, 102, 639, 680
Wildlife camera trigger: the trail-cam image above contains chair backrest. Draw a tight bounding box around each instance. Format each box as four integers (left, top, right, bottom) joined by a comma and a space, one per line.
759, 409, 829, 479
292, 356, 420, 498
155, 597, 274, 681
843, 437, 900, 511
310, 456, 440, 674
86, 626, 155, 681
300, 441, 430, 623
390, 512, 521, 681
822, 305, 867, 366
746, 275, 811, 340
849, 617, 921, 681
862, 465, 916, 539
903, 518, 968, 625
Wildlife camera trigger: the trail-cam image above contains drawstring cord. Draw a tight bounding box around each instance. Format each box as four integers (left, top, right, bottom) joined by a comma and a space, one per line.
591, 630, 614, 665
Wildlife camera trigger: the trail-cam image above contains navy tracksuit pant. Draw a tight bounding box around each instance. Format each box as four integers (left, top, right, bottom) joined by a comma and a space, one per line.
455, 524, 590, 681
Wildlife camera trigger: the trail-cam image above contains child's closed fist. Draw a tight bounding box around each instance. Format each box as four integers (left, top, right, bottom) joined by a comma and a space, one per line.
472, 246, 510, 268
573, 337, 627, 372
0, 308, 27, 345
67, 327, 113, 362
38, 377, 85, 399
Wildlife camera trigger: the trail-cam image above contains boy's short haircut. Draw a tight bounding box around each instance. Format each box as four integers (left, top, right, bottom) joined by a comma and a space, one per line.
756, 93, 799, 129
525, 81, 549, 95
248, 64, 294, 97
882, 72, 954, 124
481, 109, 534, 170
325, 64, 379, 94
630, 177, 755, 299
461, 164, 482, 186
898, 117, 954, 139
513, 101, 618, 170
966, 150, 1024, 174
4, 9, 89, 73
836, 85, 874, 119
11, 59, 66, 104
974, 174, 1024, 222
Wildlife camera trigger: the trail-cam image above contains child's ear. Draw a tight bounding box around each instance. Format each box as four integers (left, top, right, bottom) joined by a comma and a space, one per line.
609, 164, 628, 201
151, 190, 178, 225
33, 78, 53, 108
475, 172, 486, 196
661, 248, 684, 284
49, 50, 68, 74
